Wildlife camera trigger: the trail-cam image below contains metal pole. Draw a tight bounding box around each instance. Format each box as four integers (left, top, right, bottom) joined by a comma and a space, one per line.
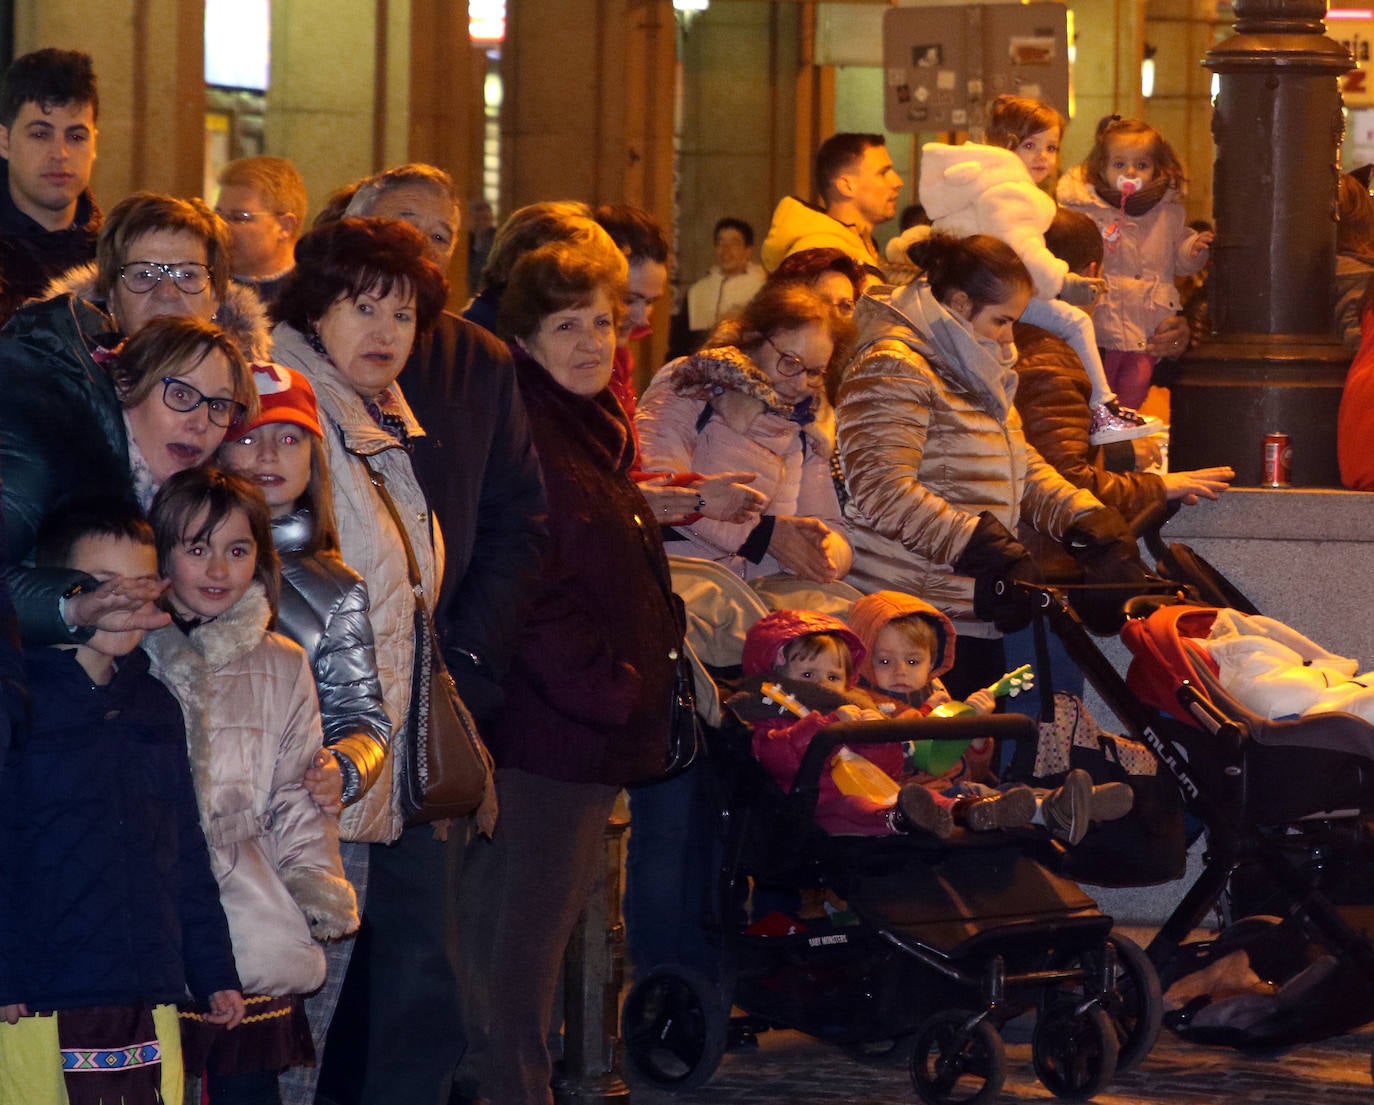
1169, 0, 1354, 486
553, 813, 632, 1105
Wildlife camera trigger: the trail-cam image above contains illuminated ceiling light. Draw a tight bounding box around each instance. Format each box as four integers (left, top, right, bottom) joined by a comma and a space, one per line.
674, 0, 708, 31
1142, 43, 1158, 99
469, 0, 505, 44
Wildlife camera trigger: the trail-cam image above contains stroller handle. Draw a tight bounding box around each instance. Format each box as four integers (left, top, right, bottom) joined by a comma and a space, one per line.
789, 714, 1037, 812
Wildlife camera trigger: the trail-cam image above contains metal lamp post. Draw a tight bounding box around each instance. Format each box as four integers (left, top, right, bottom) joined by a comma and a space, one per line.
1169, 0, 1353, 486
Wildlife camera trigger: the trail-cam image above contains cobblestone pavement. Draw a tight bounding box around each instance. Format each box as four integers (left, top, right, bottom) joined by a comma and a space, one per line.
626, 1018, 1374, 1104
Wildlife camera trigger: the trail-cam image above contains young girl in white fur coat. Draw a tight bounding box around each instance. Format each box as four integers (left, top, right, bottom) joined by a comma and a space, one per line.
144, 467, 357, 1105
909, 95, 1158, 446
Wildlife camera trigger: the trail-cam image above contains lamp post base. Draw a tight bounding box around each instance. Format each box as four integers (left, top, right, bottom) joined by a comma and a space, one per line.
1168, 336, 1349, 487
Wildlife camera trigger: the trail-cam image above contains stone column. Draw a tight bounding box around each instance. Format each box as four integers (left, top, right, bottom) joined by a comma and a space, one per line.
1169, 0, 1353, 486
15, 0, 206, 201
501, 0, 676, 379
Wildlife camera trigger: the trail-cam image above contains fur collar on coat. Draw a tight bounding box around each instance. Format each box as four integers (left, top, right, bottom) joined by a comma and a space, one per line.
142, 583, 272, 819
43, 261, 272, 363
670, 344, 835, 456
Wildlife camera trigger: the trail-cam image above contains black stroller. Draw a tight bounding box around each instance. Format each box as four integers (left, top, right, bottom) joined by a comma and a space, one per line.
1029, 559, 1374, 1064
620, 703, 1164, 1105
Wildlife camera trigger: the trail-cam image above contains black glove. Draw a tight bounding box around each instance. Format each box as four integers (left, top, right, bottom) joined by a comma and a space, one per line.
1065, 507, 1133, 551
954, 512, 1044, 632
1065, 509, 1152, 634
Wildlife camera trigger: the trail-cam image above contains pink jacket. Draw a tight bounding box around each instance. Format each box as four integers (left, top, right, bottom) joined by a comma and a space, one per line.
1056, 167, 1207, 352
635, 347, 845, 579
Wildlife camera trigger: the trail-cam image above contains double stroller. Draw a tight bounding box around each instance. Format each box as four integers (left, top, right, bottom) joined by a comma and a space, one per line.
620, 561, 1166, 1104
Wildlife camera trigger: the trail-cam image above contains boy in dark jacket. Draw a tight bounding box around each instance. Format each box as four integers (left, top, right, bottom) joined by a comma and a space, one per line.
0, 504, 242, 1105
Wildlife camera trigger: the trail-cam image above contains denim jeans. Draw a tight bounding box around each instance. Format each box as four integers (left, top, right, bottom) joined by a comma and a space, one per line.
623, 764, 720, 979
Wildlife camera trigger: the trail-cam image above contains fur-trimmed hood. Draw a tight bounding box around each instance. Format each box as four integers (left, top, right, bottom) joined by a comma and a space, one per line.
43, 261, 272, 362
670, 344, 835, 456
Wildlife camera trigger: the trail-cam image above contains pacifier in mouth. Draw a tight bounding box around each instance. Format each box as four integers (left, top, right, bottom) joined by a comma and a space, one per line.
1116, 175, 1140, 196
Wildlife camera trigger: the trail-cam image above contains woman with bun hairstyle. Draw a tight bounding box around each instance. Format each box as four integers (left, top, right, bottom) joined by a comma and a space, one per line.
836, 233, 1134, 694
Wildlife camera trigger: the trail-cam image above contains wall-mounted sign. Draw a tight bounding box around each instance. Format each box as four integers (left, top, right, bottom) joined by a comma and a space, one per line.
882, 3, 1070, 134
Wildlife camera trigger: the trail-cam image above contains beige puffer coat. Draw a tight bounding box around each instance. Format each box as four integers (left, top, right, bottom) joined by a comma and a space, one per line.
272, 322, 444, 844
143, 584, 358, 996
837, 285, 1101, 638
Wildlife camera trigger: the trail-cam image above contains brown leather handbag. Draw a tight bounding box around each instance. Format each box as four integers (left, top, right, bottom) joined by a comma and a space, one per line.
364, 458, 492, 823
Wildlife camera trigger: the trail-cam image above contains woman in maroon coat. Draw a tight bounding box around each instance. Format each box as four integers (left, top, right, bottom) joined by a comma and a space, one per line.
455, 238, 679, 1105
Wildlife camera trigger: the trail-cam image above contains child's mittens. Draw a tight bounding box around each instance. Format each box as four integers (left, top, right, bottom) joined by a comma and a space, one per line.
1059, 273, 1107, 308
283, 868, 360, 942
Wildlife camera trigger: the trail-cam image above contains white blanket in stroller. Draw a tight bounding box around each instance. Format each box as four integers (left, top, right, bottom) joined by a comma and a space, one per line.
1198, 609, 1374, 722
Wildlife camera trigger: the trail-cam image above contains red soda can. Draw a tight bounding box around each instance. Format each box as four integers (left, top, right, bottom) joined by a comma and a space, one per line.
1262, 431, 1291, 487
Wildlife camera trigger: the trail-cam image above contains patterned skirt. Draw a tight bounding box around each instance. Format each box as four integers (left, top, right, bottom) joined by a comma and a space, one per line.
179, 993, 314, 1077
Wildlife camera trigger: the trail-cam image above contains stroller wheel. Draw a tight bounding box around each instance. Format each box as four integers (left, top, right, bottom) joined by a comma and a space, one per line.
841, 1034, 916, 1067
621, 965, 728, 1091
909, 1010, 1006, 1105
1103, 933, 1163, 1073
1032, 1003, 1119, 1101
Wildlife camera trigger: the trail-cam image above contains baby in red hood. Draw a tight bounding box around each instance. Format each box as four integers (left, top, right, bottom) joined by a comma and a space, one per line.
732, 609, 1038, 838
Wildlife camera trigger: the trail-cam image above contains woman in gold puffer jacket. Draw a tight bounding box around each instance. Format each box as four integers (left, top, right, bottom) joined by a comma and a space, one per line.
837, 234, 1120, 694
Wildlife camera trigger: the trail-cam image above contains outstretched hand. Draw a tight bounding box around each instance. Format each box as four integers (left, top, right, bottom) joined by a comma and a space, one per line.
1190, 229, 1215, 257
1163, 466, 1235, 505
637, 476, 702, 526
65, 576, 171, 633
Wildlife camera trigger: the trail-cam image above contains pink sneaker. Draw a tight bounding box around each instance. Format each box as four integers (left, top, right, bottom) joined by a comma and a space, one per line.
1089, 401, 1160, 445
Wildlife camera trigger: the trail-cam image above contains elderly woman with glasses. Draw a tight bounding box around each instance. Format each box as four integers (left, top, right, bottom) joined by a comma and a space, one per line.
45, 190, 271, 359
635, 279, 854, 583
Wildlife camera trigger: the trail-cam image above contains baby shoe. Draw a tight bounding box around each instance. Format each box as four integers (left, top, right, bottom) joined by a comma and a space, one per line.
1090, 781, 1134, 823
1042, 769, 1093, 845
895, 784, 954, 839
964, 784, 1037, 831
1089, 401, 1161, 445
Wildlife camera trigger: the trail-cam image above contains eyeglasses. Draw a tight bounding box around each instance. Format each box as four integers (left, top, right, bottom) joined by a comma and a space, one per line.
214, 208, 281, 225
118, 261, 213, 295
161, 377, 247, 428
765, 335, 825, 380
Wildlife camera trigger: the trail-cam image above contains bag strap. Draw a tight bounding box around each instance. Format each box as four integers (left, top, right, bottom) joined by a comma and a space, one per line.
360, 454, 425, 602
631, 510, 686, 644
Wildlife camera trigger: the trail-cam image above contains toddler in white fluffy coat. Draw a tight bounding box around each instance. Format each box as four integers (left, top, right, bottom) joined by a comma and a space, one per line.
900, 94, 1156, 446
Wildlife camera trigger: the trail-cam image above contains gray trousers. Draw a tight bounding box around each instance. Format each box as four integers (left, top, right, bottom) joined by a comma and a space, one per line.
279, 841, 369, 1105
455, 768, 618, 1105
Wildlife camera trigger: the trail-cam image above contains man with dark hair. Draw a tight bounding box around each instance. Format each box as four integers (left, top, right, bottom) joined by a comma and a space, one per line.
0, 48, 100, 324
762, 131, 902, 274
593, 203, 670, 341
592, 204, 671, 419
683, 215, 765, 348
